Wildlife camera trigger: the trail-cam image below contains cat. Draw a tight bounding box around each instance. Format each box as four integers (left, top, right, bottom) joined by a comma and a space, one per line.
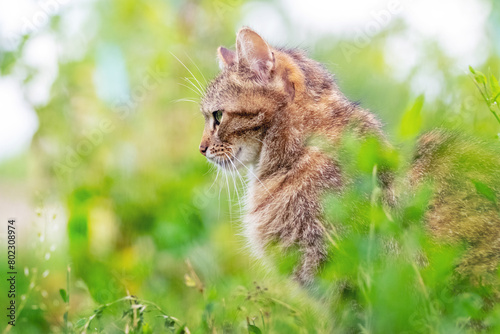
198, 27, 500, 286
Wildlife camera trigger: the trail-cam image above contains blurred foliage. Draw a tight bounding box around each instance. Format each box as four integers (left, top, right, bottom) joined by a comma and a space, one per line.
470, 66, 500, 124
1, 0, 500, 333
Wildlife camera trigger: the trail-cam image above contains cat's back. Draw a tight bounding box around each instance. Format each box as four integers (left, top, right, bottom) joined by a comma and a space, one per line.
409, 129, 500, 278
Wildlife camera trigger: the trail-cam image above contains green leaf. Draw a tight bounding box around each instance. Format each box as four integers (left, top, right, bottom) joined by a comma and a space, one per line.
471, 180, 497, 204
469, 66, 476, 74
492, 92, 500, 104
0, 52, 17, 76
59, 289, 68, 303
474, 70, 487, 85
490, 74, 500, 97
399, 95, 425, 139
75, 318, 87, 328
248, 324, 262, 334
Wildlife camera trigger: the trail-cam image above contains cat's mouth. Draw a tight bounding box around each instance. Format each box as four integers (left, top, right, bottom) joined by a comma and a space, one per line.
210, 147, 242, 169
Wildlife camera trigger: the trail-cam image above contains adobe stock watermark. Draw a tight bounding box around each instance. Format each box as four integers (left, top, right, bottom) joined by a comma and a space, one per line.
179, 182, 220, 224
53, 65, 167, 178
4, 0, 70, 49
340, 0, 403, 63
406, 284, 456, 332
406, 282, 486, 333
212, 0, 242, 18
111, 67, 167, 119
178, 169, 245, 229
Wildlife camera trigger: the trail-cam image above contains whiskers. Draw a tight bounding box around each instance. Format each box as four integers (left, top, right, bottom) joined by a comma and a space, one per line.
224, 153, 245, 211
173, 98, 199, 104
206, 150, 277, 225
170, 51, 207, 97
227, 151, 274, 199
205, 154, 247, 223
170, 52, 207, 112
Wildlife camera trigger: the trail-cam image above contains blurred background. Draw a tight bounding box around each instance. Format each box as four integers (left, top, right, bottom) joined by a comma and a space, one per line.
0, 0, 499, 332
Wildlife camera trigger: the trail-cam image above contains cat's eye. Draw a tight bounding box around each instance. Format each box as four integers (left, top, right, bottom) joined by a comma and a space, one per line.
213, 110, 223, 126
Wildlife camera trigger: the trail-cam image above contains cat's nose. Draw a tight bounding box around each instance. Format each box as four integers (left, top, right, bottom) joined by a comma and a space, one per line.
199, 144, 208, 156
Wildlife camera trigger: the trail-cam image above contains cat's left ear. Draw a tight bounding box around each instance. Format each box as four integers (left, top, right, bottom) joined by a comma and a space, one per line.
236, 27, 275, 83
217, 46, 236, 70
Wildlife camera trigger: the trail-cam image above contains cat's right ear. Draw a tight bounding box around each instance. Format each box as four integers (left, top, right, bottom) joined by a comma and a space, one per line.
236, 27, 275, 83
217, 46, 236, 70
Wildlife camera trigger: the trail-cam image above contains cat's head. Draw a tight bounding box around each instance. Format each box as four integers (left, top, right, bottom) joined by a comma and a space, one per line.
199, 27, 300, 170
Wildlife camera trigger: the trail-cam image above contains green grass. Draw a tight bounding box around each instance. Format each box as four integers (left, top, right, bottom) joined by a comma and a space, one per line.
2, 0, 500, 332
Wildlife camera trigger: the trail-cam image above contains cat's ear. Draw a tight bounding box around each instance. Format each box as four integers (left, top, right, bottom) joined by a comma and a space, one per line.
217, 46, 236, 70
236, 27, 275, 83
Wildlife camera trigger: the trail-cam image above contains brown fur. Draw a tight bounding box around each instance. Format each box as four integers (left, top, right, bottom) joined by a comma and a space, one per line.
199, 28, 500, 285
408, 130, 500, 279
199, 27, 390, 285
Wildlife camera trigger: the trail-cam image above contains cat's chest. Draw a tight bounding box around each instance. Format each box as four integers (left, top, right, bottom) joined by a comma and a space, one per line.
243, 174, 281, 218
242, 185, 267, 258
242, 175, 279, 255
243, 177, 263, 221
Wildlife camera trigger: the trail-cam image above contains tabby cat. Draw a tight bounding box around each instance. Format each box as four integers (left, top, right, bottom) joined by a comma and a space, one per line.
198, 27, 500, 286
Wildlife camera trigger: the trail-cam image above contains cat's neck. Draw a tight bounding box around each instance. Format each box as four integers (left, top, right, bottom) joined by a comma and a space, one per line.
254, 94, 383, 180
247, 49, 386, 180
